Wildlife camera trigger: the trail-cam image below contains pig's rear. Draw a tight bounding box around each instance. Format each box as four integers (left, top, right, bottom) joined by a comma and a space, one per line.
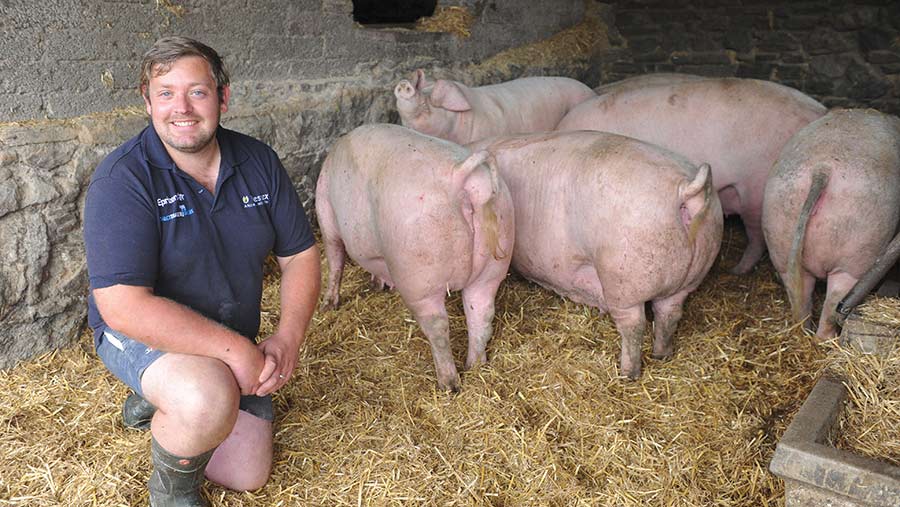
763, 109, 900, 338
475, 130, 723, 378
316, 124, 515, 391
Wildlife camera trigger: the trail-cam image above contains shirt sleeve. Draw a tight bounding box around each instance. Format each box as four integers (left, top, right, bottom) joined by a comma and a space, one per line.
83, 174, 159, 290
267, 151, 316, 258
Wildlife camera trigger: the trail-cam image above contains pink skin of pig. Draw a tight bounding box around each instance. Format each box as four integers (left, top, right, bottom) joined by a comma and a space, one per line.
594, 72, 707, 95
556, 77, 826, 275
468, 131, 723, 379
394, 69, 596, 145
315, 124, 515, 392
762, 109, 900, 339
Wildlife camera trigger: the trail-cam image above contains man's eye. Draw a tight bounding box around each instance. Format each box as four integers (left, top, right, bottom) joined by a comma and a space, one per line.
191, 90, 206, 97
159, 91, 172, 98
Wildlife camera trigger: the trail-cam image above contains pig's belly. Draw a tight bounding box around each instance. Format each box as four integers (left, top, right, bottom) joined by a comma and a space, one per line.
514, 250, 606, 311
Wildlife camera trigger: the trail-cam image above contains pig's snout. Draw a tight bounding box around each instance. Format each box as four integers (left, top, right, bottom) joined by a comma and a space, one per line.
394, 80, 416, 100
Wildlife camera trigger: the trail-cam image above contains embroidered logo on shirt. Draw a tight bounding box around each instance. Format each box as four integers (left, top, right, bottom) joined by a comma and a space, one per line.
157, 193, 186, 207
242, 193, 270, 208
160, 204, 195, 222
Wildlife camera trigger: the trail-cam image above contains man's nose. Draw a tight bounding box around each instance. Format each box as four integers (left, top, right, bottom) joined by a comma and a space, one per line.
173, 93, 192, 114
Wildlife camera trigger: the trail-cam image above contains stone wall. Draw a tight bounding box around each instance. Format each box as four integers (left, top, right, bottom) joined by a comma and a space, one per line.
0, 0, 586, 121
599, 0, 900, 114
0, 0, 611, 368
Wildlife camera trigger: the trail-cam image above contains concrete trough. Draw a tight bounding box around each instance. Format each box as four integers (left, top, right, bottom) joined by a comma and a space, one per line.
769, 282, 900, 507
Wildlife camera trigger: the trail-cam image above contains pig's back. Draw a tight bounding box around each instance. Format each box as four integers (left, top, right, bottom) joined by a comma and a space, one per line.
470, 77, 596, 139
557, 78, 826, 189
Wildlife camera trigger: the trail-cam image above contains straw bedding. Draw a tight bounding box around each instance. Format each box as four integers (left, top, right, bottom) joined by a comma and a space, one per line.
10, 219, 891, 506
821, 298, 900, 467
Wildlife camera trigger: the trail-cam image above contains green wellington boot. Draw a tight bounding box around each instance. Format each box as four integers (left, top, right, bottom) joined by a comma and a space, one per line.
148, 438, 215, 507
122, 391, 156, 430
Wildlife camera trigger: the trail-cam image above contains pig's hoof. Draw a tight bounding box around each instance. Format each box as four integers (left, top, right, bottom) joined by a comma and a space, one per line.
464, 354, 487, 371
651, 351, 674, 361
728, 263, 753, 276
620, 369, 641, 381
437, 377, 461, 394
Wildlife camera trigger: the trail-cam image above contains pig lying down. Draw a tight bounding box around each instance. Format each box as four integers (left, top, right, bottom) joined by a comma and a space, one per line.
762, 109, 900, 339
469, 131, 723, 379
315, 123, 515, 392
556, 77, 826, 275
394, 69, 596, 145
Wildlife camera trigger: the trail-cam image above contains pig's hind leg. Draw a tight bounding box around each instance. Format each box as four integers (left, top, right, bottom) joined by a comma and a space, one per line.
461, 278, 503, 370
608, 304, 648, 380
403, 293, 461, 392
818, 271, 857, 340
650, 291, 690, 360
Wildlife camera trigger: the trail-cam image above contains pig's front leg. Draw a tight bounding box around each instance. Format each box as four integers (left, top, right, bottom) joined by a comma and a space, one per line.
731, 214, 765, 275
321, 237, 346, 310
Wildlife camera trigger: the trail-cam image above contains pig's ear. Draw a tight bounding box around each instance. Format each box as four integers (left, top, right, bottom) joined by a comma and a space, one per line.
413, 69, 427, 90
431, 80, 472, 112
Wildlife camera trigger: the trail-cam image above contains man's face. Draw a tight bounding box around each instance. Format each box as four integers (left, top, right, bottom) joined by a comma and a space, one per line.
143, 55, 230, 155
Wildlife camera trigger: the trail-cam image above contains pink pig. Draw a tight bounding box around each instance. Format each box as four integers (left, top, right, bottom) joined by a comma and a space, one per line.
594, 72, 707, 95
763, 109, 900, 339
394, 69, 595, 145
469, 130, 723, 379
556, 77, 826, 275
315, 124, 515, 392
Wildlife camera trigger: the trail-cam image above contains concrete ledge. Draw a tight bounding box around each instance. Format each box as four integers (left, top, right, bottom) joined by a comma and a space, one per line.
769, 377, 900, 506
839, 280, 900, 355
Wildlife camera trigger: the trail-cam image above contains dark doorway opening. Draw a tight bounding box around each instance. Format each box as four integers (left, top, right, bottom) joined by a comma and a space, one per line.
352, 0, 438, 26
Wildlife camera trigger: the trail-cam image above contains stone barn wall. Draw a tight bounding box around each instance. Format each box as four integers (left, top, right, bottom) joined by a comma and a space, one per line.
0, 0, 611, 367
598, 0, 900, 114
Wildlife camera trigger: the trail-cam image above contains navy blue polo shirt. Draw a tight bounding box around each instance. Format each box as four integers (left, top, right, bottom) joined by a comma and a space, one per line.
83, 123, 315, 348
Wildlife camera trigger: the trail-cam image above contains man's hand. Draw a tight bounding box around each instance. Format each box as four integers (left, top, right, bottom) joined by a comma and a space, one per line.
254, 330, 301, 396
254, 246, 321, 397
222, 340, 269, 395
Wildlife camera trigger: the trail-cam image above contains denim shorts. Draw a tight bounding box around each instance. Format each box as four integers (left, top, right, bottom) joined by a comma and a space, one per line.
96, 328, 274, 422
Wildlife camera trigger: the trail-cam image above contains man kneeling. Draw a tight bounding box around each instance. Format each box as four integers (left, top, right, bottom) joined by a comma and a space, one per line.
83, 36, 320, 506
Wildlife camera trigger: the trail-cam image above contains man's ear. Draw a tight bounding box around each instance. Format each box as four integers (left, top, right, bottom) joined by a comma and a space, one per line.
141, 85, 152, 115
219, 85, 231, 114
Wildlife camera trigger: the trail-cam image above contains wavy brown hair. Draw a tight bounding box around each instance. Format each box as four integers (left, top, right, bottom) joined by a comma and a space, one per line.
139, 36, 229, 103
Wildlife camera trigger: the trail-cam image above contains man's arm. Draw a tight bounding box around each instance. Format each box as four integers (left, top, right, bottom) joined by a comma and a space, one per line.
255, 244, 321, 396
92, 285, 267, 395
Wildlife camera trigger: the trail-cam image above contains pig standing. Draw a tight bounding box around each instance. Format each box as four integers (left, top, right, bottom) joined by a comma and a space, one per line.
469, 131, 723, 379
394, 69, 595, 145
556, 77, 826, 275
315, 124, 515, 392
762, 109, 900, 339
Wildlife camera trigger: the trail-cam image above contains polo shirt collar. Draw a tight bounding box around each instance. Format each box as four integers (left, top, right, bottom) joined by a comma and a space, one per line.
141, 123, 250, 176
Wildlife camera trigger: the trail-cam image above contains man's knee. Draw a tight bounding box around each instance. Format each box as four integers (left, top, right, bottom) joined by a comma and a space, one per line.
143, 354, 241, 430
225, 464, 271, 492
206, 410, 273, 491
